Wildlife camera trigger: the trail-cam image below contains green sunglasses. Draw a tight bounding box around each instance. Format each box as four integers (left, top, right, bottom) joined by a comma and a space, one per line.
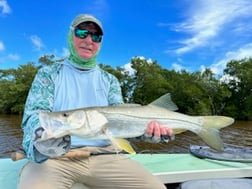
74, 29, 102, 43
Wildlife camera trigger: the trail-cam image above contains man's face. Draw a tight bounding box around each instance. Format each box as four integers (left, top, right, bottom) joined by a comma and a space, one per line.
73, 23, 102, 59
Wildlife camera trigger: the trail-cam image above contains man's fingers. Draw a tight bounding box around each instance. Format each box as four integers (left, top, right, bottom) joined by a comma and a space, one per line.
160, 127, 167, 136
160, 127, 175, 143
145, 121, 155, 136
153, 122, 161, 137
166, 127, 174, 136
143, 121, 174, 143
146, 121, 163, 137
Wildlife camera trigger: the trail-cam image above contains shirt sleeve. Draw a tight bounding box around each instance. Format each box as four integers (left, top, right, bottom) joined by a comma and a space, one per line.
21, 64, 71, 163
103, 70, 124, 105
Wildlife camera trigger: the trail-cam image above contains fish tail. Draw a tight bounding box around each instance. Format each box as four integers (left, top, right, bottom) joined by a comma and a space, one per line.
202, 116, 235, 129
196, 115, 234, 151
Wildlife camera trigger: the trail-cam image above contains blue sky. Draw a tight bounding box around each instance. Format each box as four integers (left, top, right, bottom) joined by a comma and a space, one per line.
1, 0, 252, 74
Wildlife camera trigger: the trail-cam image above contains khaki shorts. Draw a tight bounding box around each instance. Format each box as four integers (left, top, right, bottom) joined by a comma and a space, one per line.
18, 146, 166, 189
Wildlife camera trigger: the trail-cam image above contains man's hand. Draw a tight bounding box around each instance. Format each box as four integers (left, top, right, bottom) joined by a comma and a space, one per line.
142, 121, 175, 143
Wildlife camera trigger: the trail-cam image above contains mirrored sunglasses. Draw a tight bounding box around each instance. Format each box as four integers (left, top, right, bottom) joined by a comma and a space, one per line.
74, 29, 102, 43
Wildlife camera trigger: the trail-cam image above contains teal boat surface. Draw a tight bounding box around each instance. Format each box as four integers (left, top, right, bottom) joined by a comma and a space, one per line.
1, 154, 252, 189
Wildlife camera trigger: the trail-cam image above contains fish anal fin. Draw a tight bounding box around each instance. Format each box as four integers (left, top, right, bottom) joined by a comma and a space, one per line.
194, 115, 234, 151
198, 127, 224, 151
111, 138, 136, 154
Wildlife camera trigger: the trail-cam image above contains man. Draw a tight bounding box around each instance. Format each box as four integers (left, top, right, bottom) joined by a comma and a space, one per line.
18, 14, 170, 189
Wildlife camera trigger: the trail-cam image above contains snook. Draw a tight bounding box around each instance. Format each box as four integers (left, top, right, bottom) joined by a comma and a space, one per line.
39, 93, 234, 151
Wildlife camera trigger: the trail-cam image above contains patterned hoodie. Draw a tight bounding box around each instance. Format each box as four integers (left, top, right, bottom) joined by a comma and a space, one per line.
21, 14, 123, 163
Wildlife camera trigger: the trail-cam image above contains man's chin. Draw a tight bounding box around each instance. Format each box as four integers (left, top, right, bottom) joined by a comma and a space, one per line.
78, 52, 93, 59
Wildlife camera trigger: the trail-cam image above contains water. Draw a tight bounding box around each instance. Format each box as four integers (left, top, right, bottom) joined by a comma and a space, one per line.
0, 114, 252, 158
0, 114, 23, 158
130, 120, 252, 153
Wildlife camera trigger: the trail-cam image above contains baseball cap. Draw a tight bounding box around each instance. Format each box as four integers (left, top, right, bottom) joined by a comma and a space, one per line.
71, 14, 103, 35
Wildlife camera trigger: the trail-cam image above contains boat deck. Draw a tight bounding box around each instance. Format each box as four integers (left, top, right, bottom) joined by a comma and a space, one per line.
1, 154, 252, 189
131, 154, 252, 184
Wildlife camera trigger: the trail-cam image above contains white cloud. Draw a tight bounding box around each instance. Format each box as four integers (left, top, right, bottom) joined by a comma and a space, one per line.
171, 0, 252, 54
51, 47, 69, 60
0, 41, 4, 51
133, 56, 153, 64
171, 63, 186, 72
135, 56, 145, 60
169, 58, 187, 72
0, 53, 19, 64
210, 43, 252, 74
30, 35, 44, 51
0, 0, 11, 14
121, 56, 154, 76
61, 47, 69, 58
219, 74, 240, 86
8, 53, 19, 61
123, 62, 135, 76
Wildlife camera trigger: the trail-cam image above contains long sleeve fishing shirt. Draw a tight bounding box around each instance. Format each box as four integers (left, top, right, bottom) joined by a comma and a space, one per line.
21, 60, 123, 162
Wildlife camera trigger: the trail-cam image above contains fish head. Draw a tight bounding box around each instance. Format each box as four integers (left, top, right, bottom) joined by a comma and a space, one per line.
39, 110, 87, 131
38, 110, 108, 139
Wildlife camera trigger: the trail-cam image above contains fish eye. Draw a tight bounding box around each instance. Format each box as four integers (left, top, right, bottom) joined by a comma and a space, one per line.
63, 113, 69, 117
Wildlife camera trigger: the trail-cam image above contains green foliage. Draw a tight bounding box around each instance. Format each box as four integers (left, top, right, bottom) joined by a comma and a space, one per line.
1, 54, 251, 120
223, 58, 252, 120
39, 54, 64, 66
189, 69, 232, 115
99, 63, 134, 102
0, 54, 60, 114
0, 63, 38, 114
112, 57, 251, 119
130, 57, 172, 105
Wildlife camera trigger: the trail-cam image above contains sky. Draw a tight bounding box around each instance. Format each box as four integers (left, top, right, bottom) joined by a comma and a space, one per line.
1, 0, 252, 74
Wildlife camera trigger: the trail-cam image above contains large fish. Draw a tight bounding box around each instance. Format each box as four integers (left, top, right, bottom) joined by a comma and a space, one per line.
38, 93, 234, 151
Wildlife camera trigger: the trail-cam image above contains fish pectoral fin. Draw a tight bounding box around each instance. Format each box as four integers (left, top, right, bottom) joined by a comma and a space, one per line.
110, 138, 136, 154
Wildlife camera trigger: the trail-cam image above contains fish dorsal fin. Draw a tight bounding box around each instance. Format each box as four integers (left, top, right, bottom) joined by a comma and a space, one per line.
150, 93, 178, 111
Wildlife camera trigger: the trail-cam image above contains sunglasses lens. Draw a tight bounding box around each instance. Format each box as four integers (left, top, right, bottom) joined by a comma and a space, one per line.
91, 35, 102, 42
74, 29, 102, 43
75, 29, 88, 38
